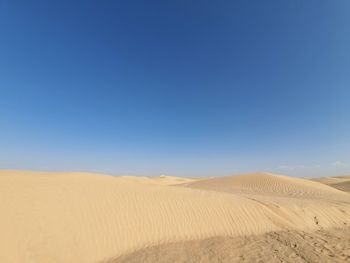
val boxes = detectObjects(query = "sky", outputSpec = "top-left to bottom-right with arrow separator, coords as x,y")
0,0 -> 349,177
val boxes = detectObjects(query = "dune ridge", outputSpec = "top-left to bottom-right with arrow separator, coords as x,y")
183,172 -> 349,199
312,176 -> 350,193
1,170 -> 350,262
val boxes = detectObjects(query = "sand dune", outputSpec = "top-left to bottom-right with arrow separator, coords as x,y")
1,170 -> 350,262
184,172 -> 349,199
119,175 -> 199,185
312,176 -> 350,193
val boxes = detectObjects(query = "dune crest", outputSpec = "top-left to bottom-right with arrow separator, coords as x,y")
0,170 -> 350,262
184,172 -> 349,199
312,176 -> 350,193
119,175 -> 199,185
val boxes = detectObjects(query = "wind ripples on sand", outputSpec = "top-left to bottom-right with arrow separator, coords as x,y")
0,171 -> 350,263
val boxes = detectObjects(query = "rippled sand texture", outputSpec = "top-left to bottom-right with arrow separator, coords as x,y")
113,228 -> 350,263
312,176 -> 350,193
0,171 -> 349,262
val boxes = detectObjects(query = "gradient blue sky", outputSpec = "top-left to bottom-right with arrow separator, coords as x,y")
1,1 -> 349,177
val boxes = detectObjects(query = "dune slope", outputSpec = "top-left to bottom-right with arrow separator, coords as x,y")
1,171 -> 350,263
184,172 -> 349,199
113,227 -> 350,263
312,176 -> 350,193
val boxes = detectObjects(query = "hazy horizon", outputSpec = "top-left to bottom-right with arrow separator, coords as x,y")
1,1 -> 349,177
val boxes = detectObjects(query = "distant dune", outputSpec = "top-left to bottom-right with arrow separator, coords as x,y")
0,170 -> 349,262
312,175 -> 350,193
183,172 -> 349,199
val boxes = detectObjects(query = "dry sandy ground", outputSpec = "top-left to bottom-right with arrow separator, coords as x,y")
0,171 -> 350,263
312,176 -> 350,193
113,228 -> 350,263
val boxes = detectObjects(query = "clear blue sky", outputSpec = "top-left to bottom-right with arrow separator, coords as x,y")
1,1 -> 349,177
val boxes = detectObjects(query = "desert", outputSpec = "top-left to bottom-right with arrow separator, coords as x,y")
2,1 -> 349,262
1,170 -> 349,262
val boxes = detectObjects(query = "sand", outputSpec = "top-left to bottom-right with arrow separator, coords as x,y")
114,228 -> 350,263
312,176 -> 350,193
0,170 -> 349,262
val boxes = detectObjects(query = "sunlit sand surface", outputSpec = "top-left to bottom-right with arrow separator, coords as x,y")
312,176 -> 350,193
1,170 -> 349,262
